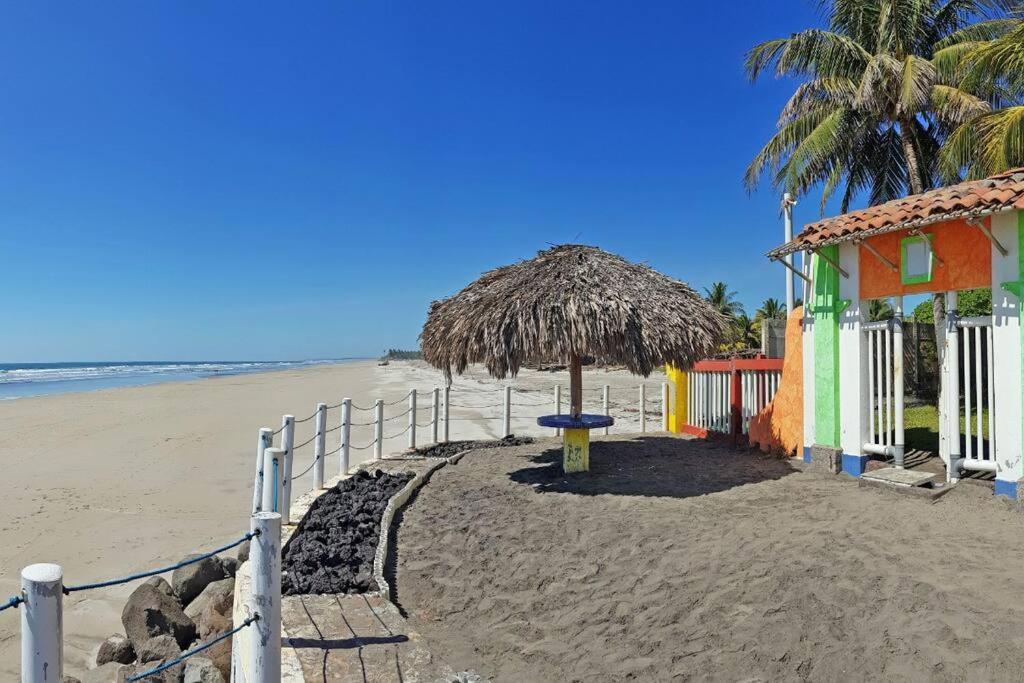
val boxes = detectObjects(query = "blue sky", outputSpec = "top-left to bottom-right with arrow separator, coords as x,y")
1,1 -> 827,362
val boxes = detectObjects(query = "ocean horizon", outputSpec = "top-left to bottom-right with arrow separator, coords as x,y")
0,359 -> 362,400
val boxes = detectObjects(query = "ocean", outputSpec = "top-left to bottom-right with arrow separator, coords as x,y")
0,359 -> 351,400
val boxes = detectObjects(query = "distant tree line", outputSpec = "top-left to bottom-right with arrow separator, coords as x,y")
702,281 -> 792,352
381,349 -> 422,360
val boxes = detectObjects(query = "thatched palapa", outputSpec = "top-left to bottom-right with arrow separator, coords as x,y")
420,244 -> 727,389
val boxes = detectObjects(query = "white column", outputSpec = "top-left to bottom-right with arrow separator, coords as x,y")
21,563 -> 62,683
408,390 -> 417,450
313,403 -> 327,489
661,382 -> 670,431
373,399 -> 384,461
893,297 -> 905,467
340,399 -> 351,476
442,386 -> 450,442
249,512 -> 281,683
279,415 -> 295,524
639,384 -> 647,433
991,211 -> 1022,494
837,242 -> 867,467
252,427 -> 273,514
602,384 -> 610,435
946,290 -> 961,481
502,385 -> 511,438
431,387 -> 440,444
802,252 -> 816,459
261,448 -> 283,513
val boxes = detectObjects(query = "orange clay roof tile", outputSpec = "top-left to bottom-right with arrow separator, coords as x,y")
768,168 -> 1024,258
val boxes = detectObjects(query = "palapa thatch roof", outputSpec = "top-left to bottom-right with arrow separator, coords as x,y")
420,244 -> 728,380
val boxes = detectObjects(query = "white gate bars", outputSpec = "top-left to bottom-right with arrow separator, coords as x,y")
687,371 -> 731,433
862,317 -> 905,466
950,315 -> 996,476
739,370 -> 782,434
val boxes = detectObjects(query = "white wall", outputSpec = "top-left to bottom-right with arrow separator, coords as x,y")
838,242 -> 867,457
990,211 -> 1022,487
802,251 -> 815,456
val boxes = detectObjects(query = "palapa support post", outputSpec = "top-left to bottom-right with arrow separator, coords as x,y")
408,390 -> 417,450
374,400 -> 384,460
639,384 -> 647,432
250,512 -> 281,683
661,382 -> 670,431
554,384 -> 562,436
313,402 -> 327,489
442,386 -> 450,442
262,448 -> 284,513
502,385 -> 512,437
279,415 -> 295,524
21,563 -> 63,683
340,398 -> 351,476
252,427 -> 273,514
431,387 -> 439,444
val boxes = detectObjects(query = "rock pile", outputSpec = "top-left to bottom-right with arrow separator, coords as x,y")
415,435 -> 534,460
281,469 -> 413,595
67,540 -> 250,683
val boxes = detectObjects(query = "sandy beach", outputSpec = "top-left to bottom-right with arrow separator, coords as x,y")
0,359 -> 663,678
394,437 -> 1024,681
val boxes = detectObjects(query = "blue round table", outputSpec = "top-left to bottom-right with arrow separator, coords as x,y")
537,414 -> 614,472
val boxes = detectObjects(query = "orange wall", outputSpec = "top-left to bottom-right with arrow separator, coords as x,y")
748,307 -> 803,456
859,218 -> 992,300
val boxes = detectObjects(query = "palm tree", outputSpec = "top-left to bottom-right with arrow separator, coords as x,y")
745,0 -> 1023,210
732,314 -> 761,349
704,282 -> 745,320
869,298 -> 895,321
755,297 -> 788,322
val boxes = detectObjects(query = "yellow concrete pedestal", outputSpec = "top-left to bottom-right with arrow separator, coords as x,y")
563,428 -> 590,472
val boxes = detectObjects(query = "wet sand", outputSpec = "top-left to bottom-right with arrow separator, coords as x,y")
0,359 -> 659,678
394,436 -> 1024,681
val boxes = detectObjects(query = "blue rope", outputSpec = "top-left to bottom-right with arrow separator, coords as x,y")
127,615 -> 258,681
63,531 -> 257,594
0,595 -> 22,612
272,458 -> 280,512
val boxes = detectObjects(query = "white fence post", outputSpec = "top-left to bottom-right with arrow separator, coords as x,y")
603,385 -> 610,435
503,385 -> 512,438
893,298 -> 905,468
250,511 -> 281,683
431,387 -> 439,444
640,384 -> 647,433
442,386 -> 450,442
374,399 -> 384,461
279,415 -> 295,524
262,448 -> 284,513
554,385 -> 562,436
21,563 -> 63,683
314,403 -> 327,490
662,382 -> 670,431
408,389 -> 417,450
252,427 -> 273,514
340,398 -> 351,476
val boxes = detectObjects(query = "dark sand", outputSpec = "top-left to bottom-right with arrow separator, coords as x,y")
393,435 -> 1024,682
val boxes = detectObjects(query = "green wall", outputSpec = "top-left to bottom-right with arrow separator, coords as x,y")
812,246 -> 841,447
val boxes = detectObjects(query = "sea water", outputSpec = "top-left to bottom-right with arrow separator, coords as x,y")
0,359 -> 350,400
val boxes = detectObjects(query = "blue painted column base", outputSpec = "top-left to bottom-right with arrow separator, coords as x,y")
803,447 -> 812,463
841,454 -> 870,477
994,478 -> 1021,500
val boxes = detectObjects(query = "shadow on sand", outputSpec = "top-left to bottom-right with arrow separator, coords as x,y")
508,436 -> 797,499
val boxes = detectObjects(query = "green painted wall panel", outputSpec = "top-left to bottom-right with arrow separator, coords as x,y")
812,246 -> 841,447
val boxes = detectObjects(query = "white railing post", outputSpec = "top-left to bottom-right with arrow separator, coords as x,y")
250,511 -> 281,683
640,384 -> 647,433
503,385 -> 512,437
262,448 -> 284,513
279,415 -> 295,525
661,382 -> 670,431
340,398 -> 351,476
408,390 -> 417,450
431,387 -> 439,444
603,385 -> 610,435
374,399 -> 384,460
442,386 -> 450,442
554,385 -> 562,436
893,298 -> 905,468
252,427 -> 273,514
946,291 -> 961,481
313,403 -> 327,489
21,563 -> 63,683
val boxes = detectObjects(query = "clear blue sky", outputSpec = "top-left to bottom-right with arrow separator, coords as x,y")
1,1 -> 827,362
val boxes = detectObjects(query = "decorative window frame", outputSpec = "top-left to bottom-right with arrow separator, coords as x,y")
900,235 -> 933,285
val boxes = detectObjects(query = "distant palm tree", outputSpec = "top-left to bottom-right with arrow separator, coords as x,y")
755,297 -> 787,322
704,282 -> 745,320
869,298 -> 895,321
732,314 -> 761,349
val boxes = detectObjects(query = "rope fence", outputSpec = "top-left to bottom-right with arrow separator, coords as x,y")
127,615 -> 259,681
0,596 -> 23,612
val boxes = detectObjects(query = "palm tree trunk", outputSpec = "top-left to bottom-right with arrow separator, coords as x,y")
899,121 -> 924,195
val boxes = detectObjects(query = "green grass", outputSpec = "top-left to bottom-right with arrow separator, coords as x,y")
902,403 -> 990,453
